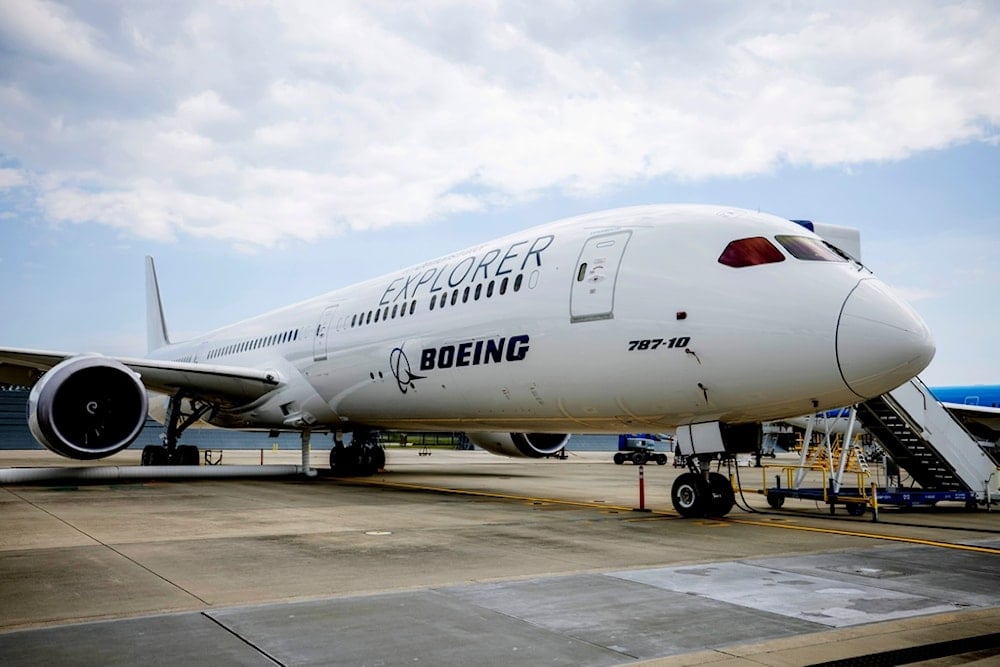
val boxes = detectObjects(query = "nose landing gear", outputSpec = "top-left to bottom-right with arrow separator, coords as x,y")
670,458 -> 736,517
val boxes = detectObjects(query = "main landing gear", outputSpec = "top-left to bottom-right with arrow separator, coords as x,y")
329,430 -> 385,477
670,457 -> 736,518
141,392 -> 212,466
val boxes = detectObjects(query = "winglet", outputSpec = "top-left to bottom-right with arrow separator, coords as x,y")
145,256 -> 171,353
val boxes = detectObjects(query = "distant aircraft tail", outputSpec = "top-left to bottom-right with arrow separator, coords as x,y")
145,256 -> 171,353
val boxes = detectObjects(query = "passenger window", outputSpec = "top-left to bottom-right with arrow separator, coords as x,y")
718,237 -> 785,268
775,236 -> 848,262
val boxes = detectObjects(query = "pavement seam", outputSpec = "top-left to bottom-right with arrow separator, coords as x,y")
202,611 -> 287,666
5,488 -> 213,606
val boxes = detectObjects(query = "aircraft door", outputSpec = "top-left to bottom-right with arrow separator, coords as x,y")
313,305 -> 339,362
570,231 -> 631,323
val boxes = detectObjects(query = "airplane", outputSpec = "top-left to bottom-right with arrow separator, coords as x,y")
928,386 -> 1000,440
786,387 -> 1000,441
0,204 -> 935,517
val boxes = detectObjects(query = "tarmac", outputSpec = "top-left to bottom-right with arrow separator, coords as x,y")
1,447 -> 999,666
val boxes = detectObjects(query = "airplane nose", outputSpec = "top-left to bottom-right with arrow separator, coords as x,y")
836,279 -> 935,398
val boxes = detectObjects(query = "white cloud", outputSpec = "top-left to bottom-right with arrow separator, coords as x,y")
175,90 -> 240,128
0,0 -> 129,75
1,1 -> 998,248
0,168 -> 26,189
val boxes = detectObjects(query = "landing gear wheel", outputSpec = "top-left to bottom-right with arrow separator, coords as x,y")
613,452 -> 625,465
370,444 -> 386,473
845,502 -> 867,517
329,439 -> 385,476
176,444 -> 200,466
655,454 -> 667,465
141,445 -> 167,466
671,473 -> 704,518
706,472 -> 735,517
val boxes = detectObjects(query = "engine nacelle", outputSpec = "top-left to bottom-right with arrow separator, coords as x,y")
466,432 -> 570,458
28,355 -> 149,460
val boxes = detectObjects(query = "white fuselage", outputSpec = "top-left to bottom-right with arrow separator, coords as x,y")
148,205 -> 934,435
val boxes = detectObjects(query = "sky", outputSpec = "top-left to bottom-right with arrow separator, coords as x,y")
0,0 -> 998,386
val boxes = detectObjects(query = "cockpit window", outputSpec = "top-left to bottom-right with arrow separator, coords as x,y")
718,237 -> 786,268
775,235 -> 848,262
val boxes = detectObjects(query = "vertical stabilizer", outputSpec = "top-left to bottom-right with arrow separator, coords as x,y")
145,256 -> 171,353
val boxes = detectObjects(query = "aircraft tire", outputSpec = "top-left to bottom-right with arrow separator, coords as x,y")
141,445 -> 167,466
370,444 -> 385,473
706,472 -> 735,517
176,445 -> 200,466
329,444 -> 384,476
671,473 -> 704,518
329,445 -> 351,475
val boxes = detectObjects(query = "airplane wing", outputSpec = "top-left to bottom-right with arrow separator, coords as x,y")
0,347 -> 283,407
941,402 -> 1000,440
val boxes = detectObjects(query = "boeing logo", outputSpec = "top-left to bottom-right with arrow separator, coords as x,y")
420,335 -> 530,371
389,346 -> 426,394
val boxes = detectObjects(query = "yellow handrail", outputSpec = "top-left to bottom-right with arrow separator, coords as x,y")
757,464 -> 875,504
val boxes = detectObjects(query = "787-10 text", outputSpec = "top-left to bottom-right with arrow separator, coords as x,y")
627,337 -> 691,351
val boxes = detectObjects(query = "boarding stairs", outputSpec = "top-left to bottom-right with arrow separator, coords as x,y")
851,439 -> 870,477
857,377 -> 997,500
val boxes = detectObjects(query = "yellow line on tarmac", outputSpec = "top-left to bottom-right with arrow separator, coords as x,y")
726,516 -> 1000,555
347,478 -> 999,554
346,477 -> 677,516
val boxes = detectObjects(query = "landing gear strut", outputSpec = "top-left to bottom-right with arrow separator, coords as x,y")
141,392 -> 212,466
329,430 -> 385,476
670,457 -> 736,518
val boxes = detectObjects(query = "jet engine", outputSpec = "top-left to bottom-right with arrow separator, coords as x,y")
466,432 -> 570,458
28,355 -> 149,460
